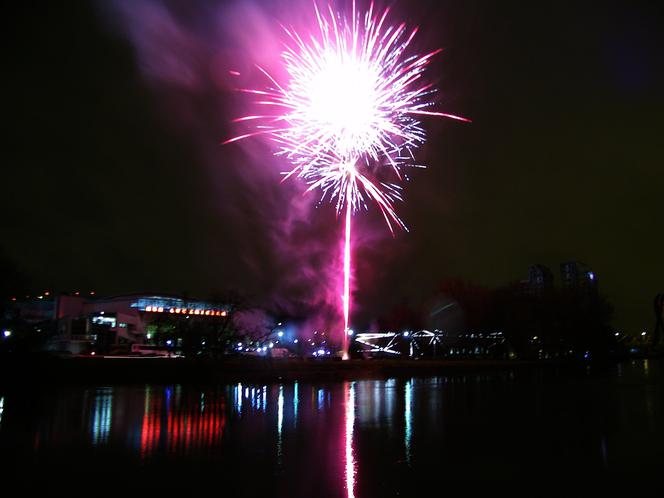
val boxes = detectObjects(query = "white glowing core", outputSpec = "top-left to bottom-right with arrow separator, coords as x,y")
298,57 -> 381,157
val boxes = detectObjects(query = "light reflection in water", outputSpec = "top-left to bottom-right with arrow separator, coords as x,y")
293,382 -> 299,428
345,381 -> 356,498
1,363 -> 661,494
278,385 -> 284,433
139,385 -> 226,459
405,379 -> 413,466
385,378 -> 396,433
236,382 -> 243,415
373,381 -> 381,424
277,384 -> 284,461
91,387 -> 113,446
231,383 -> 276,415
318,388 -> 325,411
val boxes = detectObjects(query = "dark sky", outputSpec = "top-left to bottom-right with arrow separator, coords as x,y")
4,0 -> 662,333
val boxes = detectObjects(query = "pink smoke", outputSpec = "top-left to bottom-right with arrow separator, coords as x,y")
98,0 -> 374,344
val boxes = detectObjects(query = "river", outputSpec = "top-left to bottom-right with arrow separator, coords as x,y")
1,359 -> 661,493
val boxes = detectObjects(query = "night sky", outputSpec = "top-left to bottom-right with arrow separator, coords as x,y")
4,1 -> 662,334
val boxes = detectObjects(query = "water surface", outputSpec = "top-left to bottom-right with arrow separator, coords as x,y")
1,360 -> 662,493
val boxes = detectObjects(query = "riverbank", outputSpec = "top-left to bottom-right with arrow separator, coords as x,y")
0,354 -> 627,386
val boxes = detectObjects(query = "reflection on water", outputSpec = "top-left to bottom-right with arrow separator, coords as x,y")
138,385 -> 226,459
404,379 -> 412,466
0,360 -> 663,493
294,381 -> 299,426
277,384 -> 284,461
91,387 -> 113,446
345,382 -> 356,498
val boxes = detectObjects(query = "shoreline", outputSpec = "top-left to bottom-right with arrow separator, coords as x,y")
0,355 -> 639,387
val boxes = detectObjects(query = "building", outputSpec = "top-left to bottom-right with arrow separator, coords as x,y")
7,293 -> 230,354
560,261 -> 598,296
527,264 -> 554,296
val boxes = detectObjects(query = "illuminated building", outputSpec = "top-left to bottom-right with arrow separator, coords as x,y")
7,293 -> 230,354
526,264 -> 554,297
560,261 -> 598,296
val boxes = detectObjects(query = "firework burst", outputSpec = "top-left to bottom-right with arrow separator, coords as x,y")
226,1 -> 468,356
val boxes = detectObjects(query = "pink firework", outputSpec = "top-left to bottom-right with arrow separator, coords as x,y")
226,1 -> 468,357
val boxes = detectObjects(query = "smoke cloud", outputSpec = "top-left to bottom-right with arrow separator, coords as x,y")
97,0 -> 393,339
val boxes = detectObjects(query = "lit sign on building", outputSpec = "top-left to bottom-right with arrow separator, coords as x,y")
91,315 -> 117,327
131,296 -> 229,317
144,306 -> 227,317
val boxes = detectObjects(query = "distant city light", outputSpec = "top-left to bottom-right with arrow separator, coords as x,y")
347,329 -> 354,336
588,272 -> 595,281
294,339 -> 299,343
269,342 -> 274,348
166,340 -> 173,346
614,332 -> 620,337
2,330 -> 11,338
278,331 -> 284,337
641,331 -> 647,336
403,331 -> 410,337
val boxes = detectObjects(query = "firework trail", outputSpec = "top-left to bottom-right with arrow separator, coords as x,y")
226,1 -> 468,357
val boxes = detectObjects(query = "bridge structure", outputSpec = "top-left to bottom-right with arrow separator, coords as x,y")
353,330 -> 509,358
353,330 -> 446,357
